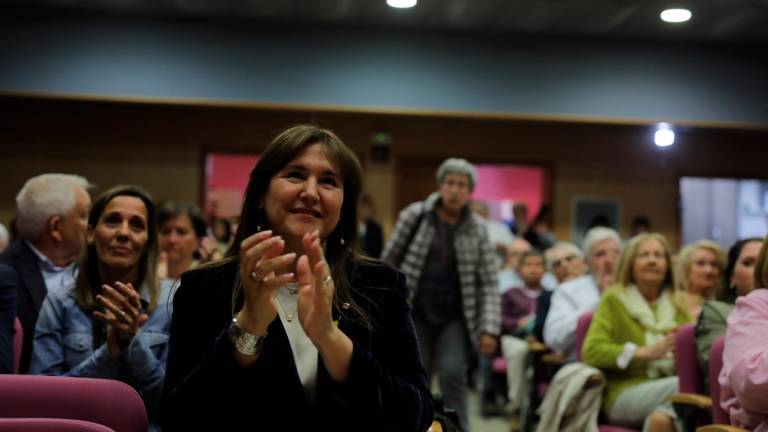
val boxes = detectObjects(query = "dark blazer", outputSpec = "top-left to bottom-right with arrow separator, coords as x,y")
161,259 -> 433,431
0,264 -> 18,373
0,240 -> 47,373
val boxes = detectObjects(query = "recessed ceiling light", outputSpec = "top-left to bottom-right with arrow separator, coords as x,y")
387,0 -> 417,8
660,8 -> 692,23
654,123 -> 675,147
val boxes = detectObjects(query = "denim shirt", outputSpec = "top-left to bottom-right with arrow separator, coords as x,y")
31,279 -> 174,427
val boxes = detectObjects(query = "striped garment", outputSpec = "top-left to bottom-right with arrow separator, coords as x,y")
382,192 -> 501,351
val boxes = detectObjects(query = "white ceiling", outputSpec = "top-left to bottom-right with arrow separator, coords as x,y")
5,0 -> 768,43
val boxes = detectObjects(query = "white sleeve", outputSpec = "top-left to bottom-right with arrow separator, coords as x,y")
617,343 -> 637,369
543,286 -> 579,357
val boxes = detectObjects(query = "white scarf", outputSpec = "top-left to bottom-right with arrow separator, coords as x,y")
615,285 -> 677,378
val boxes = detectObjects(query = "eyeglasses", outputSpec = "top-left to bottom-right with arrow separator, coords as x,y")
553,255 -> 578,267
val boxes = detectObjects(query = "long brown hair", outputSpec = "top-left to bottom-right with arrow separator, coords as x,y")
226,124 -> 373,330
75,185 -> 160,311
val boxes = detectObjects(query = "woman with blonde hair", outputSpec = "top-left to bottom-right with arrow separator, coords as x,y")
676,240 -> 726,319
583,233 -> 692,432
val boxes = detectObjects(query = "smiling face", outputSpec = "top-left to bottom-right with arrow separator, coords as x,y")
88,195 -> 149,273
262,143 -> 344,252
631,238 -> 669,288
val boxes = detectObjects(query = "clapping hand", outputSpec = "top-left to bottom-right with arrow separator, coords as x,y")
94,282 -> 149,358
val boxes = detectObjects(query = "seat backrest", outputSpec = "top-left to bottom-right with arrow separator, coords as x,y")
675,323 -> 705,394
708,336 -> 728,425
575,311 -> 594,362
0,418 -> 115,432
12,318 -> 22,374
0,375 -> 147,432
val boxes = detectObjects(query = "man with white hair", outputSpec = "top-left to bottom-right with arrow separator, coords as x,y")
543,226 -> 622,360
0,173 -> 91,373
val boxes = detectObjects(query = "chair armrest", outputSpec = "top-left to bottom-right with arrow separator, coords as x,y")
667,392 -> 712,410
541,353 -> 565,365
428,420 -> 443,432
528,339 -> 548,353
696,425 -> 749,432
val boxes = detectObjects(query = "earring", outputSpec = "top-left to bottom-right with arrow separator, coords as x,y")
340,237 -> 345,246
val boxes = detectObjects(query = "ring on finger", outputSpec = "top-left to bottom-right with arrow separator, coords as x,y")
322,275 -> 333,286
119,309 -> 127,317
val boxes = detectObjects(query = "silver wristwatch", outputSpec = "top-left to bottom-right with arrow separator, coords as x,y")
227,318 -> 266,356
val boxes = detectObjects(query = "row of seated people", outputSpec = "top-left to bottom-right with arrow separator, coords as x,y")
492,226 -> 767,432
1,125 -> 436,432
1,171 -> 766,431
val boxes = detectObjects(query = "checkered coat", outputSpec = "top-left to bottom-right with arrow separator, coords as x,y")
382,192 -> 501,352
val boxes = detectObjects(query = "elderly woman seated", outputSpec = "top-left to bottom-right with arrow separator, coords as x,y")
583,233 -> 692,432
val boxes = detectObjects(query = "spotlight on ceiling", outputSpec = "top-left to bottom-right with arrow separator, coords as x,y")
660,8 -> 692,23
654,123 -> 675,147
387,0 -> 417,8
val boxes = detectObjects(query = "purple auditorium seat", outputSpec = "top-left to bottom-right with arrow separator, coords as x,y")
0,375 -> 147,432
575,311 -> 641,432
0,418 -> 115,432
708,336 -> 728,425
675,323 -> 705,395
575,311 -> 594,362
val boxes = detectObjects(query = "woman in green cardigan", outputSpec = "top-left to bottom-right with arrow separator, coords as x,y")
583,233 -> 692,432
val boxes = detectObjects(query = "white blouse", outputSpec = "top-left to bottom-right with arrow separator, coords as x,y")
275,283 -> 318,409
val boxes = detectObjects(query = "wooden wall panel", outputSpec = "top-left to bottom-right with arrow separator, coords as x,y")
2,94 -> 766,249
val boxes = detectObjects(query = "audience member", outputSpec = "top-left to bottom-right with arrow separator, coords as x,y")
0,223 -> 9,253
212,218 -> 232,254
0,173 -> 91,373
696,238 -> 761,381
676,240 -> 726,319
157,201 -> 221,281
357,193 -> 384,258
471,200 -> 514,266
630,215 -> 652,238
0,263 -> 16,373
524,205 -> 556,250
500,250 -> 546,414
545,241 -> 585,284
31,185 -> 171,430
383,157 -> 499,432
718,235 -> 768,431
498,239 -> 531,293
582,233 -> 691,432
544,227 -> 621,360
510,202 -> 529,237
163,125 -> 433,431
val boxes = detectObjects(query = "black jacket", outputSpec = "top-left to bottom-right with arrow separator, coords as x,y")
0,240 -> 47,373
161,259 -> 433,431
